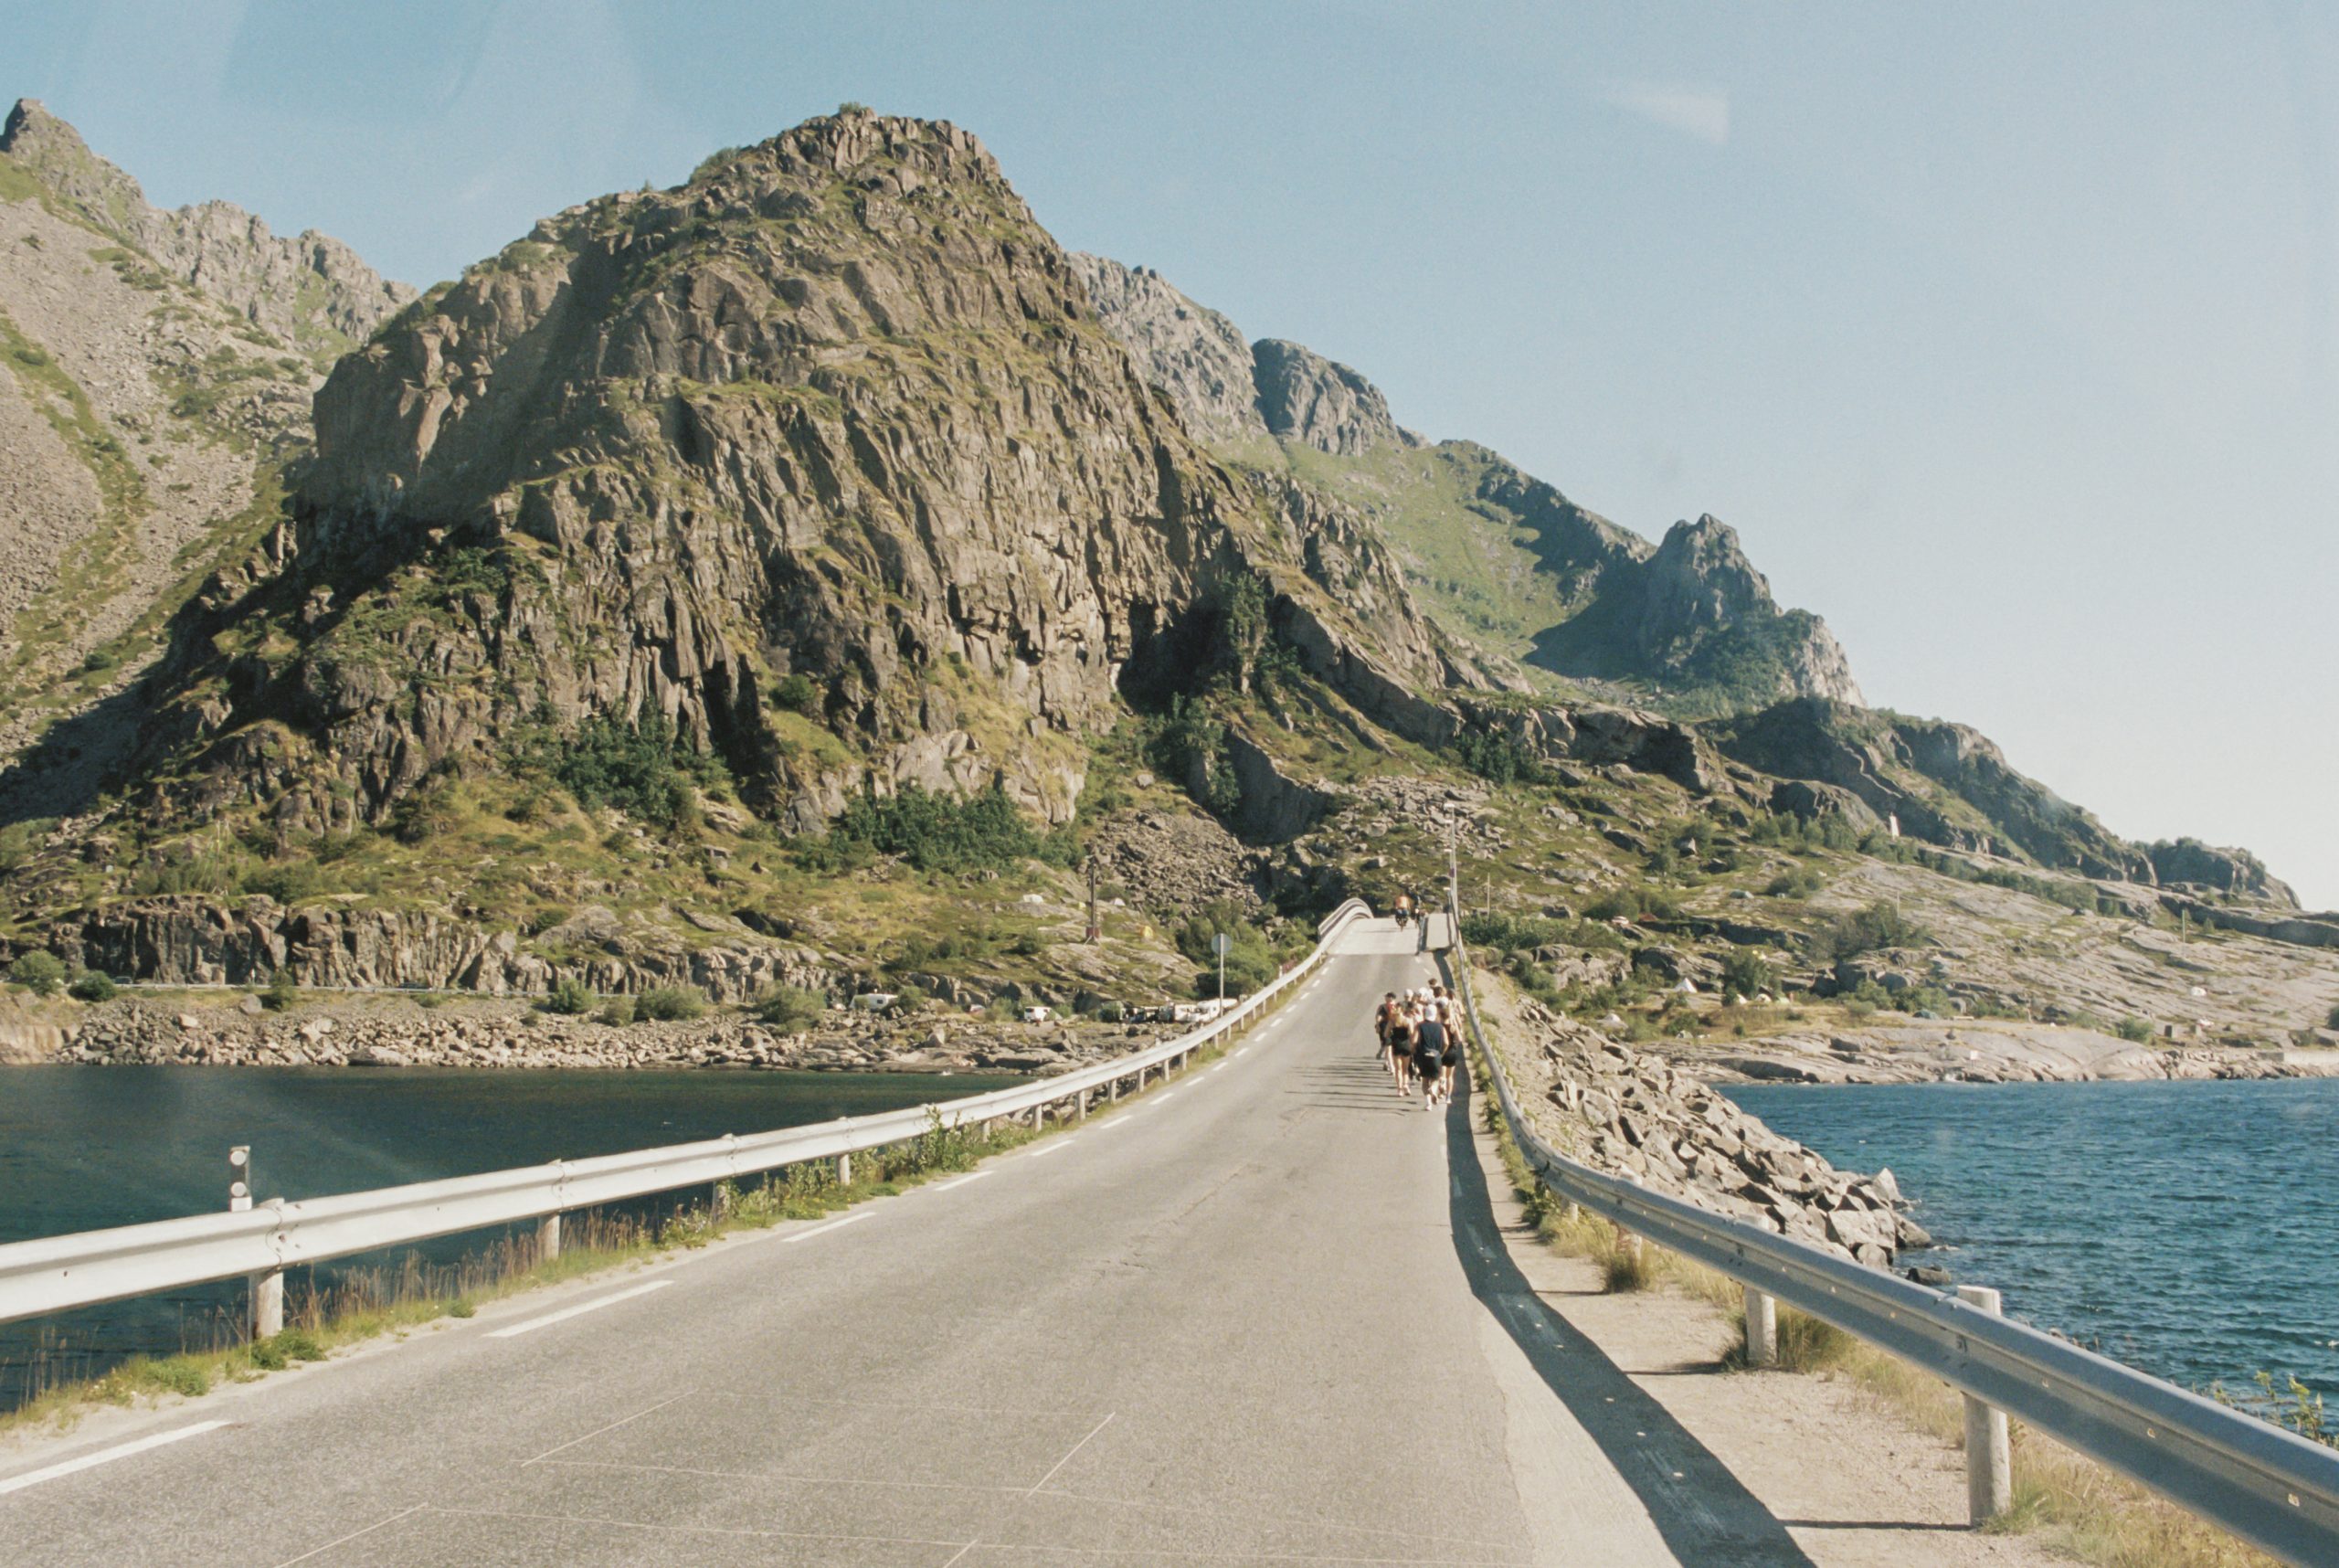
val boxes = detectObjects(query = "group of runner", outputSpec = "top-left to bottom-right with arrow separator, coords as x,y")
1373,984 -> 1460,1107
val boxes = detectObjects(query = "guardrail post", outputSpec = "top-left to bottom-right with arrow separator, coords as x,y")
537,1212 -> 562,1263
1957,1286 -> 2014,1524
1108,1078 -> 1121,1103
835,1152 -> 852,1186
229,1146 -> 284,1339
1742,1287 -> 1776,1367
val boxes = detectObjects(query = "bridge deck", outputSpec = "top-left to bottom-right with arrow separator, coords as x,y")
2,920 -> 1811,1565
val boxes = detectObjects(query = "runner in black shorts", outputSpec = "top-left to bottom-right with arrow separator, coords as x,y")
1412,1004 -> 1446,1108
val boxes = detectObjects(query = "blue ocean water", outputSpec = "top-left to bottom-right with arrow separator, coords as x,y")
1726,1077 -> 2339,1400
0,1065 -> 1017,1404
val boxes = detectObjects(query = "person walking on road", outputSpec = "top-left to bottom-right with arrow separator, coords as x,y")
1386,999 -> 1415,1095
1412,1000 -> 1447,1108
1373,991 -> 1398,1066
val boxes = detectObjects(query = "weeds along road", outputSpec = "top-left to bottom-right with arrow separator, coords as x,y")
0,918 -> 1806,1567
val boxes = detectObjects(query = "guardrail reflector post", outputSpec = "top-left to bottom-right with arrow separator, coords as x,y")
1957,1286 -> 2013,1524
1743,1287 -> 1776,1367
537,1213 -> 561,1263
229,1146 -> 284,1339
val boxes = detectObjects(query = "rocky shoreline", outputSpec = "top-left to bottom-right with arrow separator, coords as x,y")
1479,976 -> 1925,1271
1673,1020 -> 2339,1086
6,997 -> 1161,1076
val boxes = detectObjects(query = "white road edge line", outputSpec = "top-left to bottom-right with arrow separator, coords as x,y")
1155,1090 -> 1179,1104
1024,1141 -> 1067,1160
0,1420 -> 229,1497
488,1280 -> 672,1339
932,1171 -> 991,1192
781,1213 -> 869,1245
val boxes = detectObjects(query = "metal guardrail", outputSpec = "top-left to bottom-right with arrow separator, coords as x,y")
1442,875 -> 2339,1566
0,898 -> 1374,1330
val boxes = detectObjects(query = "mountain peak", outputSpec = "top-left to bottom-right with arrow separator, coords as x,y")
1,97 -> 410,355
1250,337 -> 1421,456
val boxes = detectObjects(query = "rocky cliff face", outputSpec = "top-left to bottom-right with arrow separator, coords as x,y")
103,111 -> 1491,843
1074,256 -> 1857,714
0,101 -> 408,793
1066,256 -> 1267,448
1,100 -> 410,355
1250,337 -> 1421,456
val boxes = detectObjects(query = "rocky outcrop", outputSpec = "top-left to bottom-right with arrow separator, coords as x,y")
1250,338 -> 1421,456
1453,696 -> 1724,795
2146,838 -> 2296,906
1,100 -> 410,350
1718,698 -> 2154,879
1067,256 -> 1268,448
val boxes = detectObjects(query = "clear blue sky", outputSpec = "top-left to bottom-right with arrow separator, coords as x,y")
8,2 -> 2334,905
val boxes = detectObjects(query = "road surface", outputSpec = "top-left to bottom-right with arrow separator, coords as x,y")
0,917 -> 1811,1565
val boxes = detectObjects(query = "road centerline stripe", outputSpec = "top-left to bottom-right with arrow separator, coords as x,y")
268,1503 -> 428,1567
0,1420 -> 229,1497
488,1280 -> 672,1339
782,1213 -> 868,1244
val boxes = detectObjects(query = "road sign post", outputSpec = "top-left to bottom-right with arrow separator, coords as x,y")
1212,931 -> 1230,1002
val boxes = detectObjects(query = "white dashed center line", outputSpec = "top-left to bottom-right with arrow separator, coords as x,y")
933,1171 -> 990,1192
488,1280 -> 673,1340
779,1213 -> 869,1245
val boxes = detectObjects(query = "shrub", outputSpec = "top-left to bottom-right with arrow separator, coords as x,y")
521,713 -> 722,831
1453,724 -> 1548,787
637,986 -> 706,1022
596,995 -> 636,1026
1718,948 -> 1773,1001
390,778 -> 460,844
750,985 -> 825,1031
1173,899 -> 1282,998
826,783 -> 1050,874
260,969 -> 299,1011
2328,1002 -> 2339,1031
1600,1238 -> 1656,1292
67,969 -> 118,1003
1763,865 -> 1824,899
771,673 -> 821,717
1814,901 -> 1928,963
2115,1015 -> 2154,1043
540,977 -> 594,1015
1148,695 -> 1238,818
8,950 -> 66,996
1095,1000 -> 1125,1023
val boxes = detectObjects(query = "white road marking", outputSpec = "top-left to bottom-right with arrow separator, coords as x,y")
1027,1411 -> 1117,1493
0,1420 -> 229,1497
269,1504 -> 428,1566
488,1280 -> 672,1339
939,1542 -> 980,1567
932,1171 -> 990,1192
781,1213 -> 868,1245
1155,1090 -> 1179,1104
1207,1064 -> 1227,1075
1024,1142 -> 1067,1160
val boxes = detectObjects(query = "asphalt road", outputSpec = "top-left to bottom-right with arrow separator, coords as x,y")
0,918 -> 1808,1566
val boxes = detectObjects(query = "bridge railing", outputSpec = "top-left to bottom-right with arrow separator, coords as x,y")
0,898 -> 1375,1336
1440,872 -> 2339,1565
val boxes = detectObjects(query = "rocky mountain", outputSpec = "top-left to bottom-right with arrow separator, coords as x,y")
0,100 -> 409,790
1,100 -> 409,357
1070,252 -> 1857,714
2,110 -> 1490,891
0,103 -> 2314,1049
1064,257 -> 1265,448
1249,337 -> 1422,456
